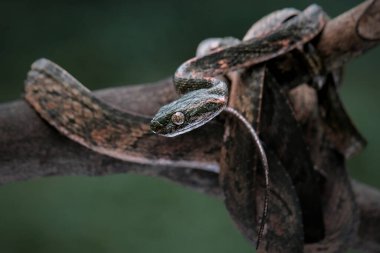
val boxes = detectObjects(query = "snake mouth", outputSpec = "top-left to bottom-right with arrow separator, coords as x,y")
150,120 -> 164,134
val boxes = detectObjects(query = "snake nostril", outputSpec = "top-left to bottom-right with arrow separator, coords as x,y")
150,120 -> 163,133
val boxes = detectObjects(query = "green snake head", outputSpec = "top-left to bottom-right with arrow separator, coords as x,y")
150,82 -> 228,137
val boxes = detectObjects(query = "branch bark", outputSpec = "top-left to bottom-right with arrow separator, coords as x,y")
1,0 -> 380,252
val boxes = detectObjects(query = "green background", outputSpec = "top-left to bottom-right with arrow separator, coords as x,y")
0,0 -> 379,252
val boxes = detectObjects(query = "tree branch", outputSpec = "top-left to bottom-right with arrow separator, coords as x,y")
318,0 -> 380,69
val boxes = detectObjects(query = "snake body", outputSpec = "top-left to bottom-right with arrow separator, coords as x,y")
149,5 -> 326,248
189,8 -> 307,248
150,4 -> 326,137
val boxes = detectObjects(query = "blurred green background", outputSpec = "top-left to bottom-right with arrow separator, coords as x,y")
0,0 -> 379,252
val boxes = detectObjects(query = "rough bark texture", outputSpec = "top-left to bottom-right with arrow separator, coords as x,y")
1,0 -> 380,252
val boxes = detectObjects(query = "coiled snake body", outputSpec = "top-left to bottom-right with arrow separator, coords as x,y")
150,4 -> 326,248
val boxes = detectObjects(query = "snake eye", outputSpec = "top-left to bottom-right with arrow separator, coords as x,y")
171,112 -> 185,125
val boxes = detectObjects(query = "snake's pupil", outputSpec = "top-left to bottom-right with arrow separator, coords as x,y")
172,112 -> 185,125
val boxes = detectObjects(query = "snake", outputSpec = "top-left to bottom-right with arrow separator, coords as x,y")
150,4 -> 326,248
24,4 -> 327,250
150,4 -> 326,137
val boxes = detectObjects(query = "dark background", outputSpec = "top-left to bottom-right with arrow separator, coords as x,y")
0,0 -> 379,252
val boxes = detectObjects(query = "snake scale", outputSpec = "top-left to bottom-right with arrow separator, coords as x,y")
24,4 -> 327,250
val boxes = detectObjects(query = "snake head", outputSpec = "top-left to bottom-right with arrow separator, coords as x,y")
150,84 -> 227,137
